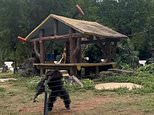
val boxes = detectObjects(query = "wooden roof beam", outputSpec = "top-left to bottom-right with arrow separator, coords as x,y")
30,33 -> 83,42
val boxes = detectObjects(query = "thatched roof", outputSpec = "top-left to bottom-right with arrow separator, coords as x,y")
25,14 -> 127,39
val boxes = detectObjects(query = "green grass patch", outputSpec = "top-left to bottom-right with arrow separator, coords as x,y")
0,87 -> 6,98
12,76 -> 40,91
0,87 -> 6,92
95,75 -> 154,94
0,72 -> 15,78
65,79 -> 95,93
94,65 -> 154,95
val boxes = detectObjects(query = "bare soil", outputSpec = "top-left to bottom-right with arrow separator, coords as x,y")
16,94 -> 137,115
17,96 -> 114,115
0,77 -> 154,115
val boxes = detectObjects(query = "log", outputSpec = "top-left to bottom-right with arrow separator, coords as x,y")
65,41 -> 70,63
30,33 -> 82,42
108,69 -> 134,74
70,75 -> 83,87
39,30 -> 45,63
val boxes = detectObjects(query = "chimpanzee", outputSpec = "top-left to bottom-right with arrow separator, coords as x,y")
33,70 -> 71,111
46,70 -> 71,111
33,77 -> 45,102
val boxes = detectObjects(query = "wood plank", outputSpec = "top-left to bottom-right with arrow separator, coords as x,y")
30,33 -> 83,42
33,62 -> 116,68
108,69 -> 134,74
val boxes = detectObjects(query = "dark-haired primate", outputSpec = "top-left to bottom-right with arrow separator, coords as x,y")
33,70 -> 71,111
33,78 -> 45,102
46,70 -> 71,111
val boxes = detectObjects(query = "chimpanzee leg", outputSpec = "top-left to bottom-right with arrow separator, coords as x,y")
48,92 -> 57,111
60,88 -> 71,109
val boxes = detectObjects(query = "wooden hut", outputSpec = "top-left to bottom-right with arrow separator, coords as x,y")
18,14 -> 127,76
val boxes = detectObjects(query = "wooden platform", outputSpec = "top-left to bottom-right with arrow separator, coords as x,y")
34,62 -> 116,70
34,62 -> 116,76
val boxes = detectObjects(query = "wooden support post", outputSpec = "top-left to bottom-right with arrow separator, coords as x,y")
110,41 -> 117,61
65,40 -> 70,63
69,29 -> 77,76
105,40 -> 118,62
39,30 -> 45,63
76,38 -> 81,63
39,29 -> 45,75
72,37 -> 81,63
96,37 -> 119,62
104,40 -> 112,62
96,66 -> 99,75
69,31 -> 76,63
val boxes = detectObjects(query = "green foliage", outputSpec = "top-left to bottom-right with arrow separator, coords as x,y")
112,87 -> 130,95
137,64 -> 154,74
0,72 -> 15,78
97,71 -> 154,94
115,40 -> 139,69
65,84 -> 84,93
98,0 -> 154,59
25,77 -> 40,90
82,79 -> 95,90
84,44 -> 103,63
0,0 -> 154,64
13,76 -> 40,91
0,87 -> 6,92
97,64 -> 154,95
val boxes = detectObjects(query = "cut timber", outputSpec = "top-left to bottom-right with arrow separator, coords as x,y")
60,70 -> 83,87
34,62 -> 115,69
108,69 -> 134,74
0,78 -> 17,82
30,33 -> 82,42
70,75 -> 83,87
95,83 -> 142,90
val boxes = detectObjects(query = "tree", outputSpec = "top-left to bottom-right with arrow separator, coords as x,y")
97,0 -> 154,59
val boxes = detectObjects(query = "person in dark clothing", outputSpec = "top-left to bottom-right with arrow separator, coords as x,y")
46,70 -> 71,111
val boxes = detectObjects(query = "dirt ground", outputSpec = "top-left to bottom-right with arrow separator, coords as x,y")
15,94 -> 150,115
17,96 -> 114,115
0,79 -> 154,115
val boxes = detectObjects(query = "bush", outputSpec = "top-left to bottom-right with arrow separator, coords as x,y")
82,79 -> 95,90
0,87 -> 6,92
137,64 -> 154,74
25,77 -> 40,90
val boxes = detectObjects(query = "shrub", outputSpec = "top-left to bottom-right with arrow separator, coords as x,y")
25,78 -> 40,91
137,64 -> 154,74
0,87 -> 6,92
82,79 -> 95,90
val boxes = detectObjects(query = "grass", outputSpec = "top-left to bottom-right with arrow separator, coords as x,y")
94,69 -> 154,95
0,72 -> 16,78
0,67 -> 154,115
0,87 -> 6,92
